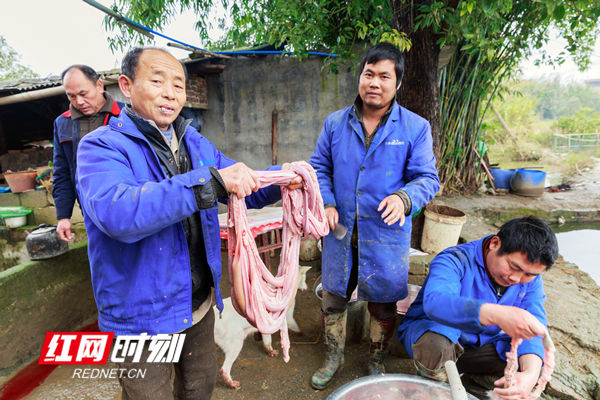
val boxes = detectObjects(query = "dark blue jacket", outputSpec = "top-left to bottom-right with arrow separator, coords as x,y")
398,236 -> 547,363
76,111 -> 281,335
310,102 -> 439,302
52,100 -> 122,219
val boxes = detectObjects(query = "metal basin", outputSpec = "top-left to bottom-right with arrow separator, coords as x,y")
327,373 -> 480,400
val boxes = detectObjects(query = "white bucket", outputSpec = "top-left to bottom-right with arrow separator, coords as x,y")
421,205 -> 466,254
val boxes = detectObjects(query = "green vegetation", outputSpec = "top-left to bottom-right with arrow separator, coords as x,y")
0,36 -> 38,81
481,79 -> 600,183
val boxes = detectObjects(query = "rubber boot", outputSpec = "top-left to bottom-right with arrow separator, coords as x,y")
311,311 -> 347,390
367,314 -> 396,375
413,359 -> 448,382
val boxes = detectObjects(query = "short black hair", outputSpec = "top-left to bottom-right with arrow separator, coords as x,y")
61,64 -> 99,84
359,42 -> 405,85
497,216 -> 559,269
121,47 -> 188,82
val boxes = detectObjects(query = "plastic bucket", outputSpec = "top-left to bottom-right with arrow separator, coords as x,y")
490,168 -> 514,189
510,168 -> 546,197
421,205 -> 466,254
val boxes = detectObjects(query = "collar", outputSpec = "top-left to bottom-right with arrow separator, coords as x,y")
70,92 -> 115,120
122,105 -> 189,141
352,95 -> 394,124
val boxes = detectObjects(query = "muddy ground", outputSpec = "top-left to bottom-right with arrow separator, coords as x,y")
19,160 -> 600,400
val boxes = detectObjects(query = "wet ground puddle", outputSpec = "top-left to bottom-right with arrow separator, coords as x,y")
553,221 -> 600,285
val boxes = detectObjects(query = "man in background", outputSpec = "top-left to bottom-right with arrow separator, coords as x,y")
52,64 -> 122,241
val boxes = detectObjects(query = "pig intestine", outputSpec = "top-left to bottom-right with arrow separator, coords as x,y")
225,161 -> 329,362
504,331 -> 556,399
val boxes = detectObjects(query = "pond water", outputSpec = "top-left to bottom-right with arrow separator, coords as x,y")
553,221 -> 600,285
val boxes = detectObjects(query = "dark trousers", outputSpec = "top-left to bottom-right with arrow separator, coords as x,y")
322,245 -> 397,321
117,308 -> 217,400
412,331 -> 506,375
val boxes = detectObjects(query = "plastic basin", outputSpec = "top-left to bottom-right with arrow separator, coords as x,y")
0,206 -> 32,228
490,168 -> 514,189
510,169 -> 546,197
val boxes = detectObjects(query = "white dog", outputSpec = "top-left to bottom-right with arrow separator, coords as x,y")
214,266 -> 311,388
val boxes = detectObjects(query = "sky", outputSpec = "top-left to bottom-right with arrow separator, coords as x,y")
1,0 -> 599,82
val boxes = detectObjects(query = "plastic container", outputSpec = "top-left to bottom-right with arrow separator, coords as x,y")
510,168 -> 546,197
5,215 -> 27,228
396,284 -> 421,314
421,205 -> 466,254
3,171 -> 38,193
490,168 -> 514,189
0,206 -> 33,228
327,373 -> 479,400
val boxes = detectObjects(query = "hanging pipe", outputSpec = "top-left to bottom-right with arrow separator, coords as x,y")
271,108 -> 278,165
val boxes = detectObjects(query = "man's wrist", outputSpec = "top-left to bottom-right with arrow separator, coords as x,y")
393,190 -> 412,215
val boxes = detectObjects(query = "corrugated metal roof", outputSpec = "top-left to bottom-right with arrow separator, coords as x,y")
0,58 -> 220,98
0,77 -> 62,96
0,69 -> 121,98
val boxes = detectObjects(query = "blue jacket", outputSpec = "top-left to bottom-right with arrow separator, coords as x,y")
309,102 -> 439,302
398,236 -> 547,362
52,100 -> 122,219
76,111 -> 281,335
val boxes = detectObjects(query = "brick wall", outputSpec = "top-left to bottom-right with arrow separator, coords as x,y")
185,74 -> 208,109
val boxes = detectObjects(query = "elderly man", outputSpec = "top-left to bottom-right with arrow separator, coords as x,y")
309,42 -> 440,389
76,47 -> 301,400
398,216 -> 558,399
52,65 -> 122,242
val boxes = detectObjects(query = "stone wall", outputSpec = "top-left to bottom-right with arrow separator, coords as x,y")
0,190 -> 83,226
0,242 -> 96,376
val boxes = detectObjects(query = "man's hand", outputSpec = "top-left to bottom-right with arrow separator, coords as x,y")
480,304 -> 546,340
218,163 -> 260,198
56,218 -> 75,242
325,207 -> 338,231
281,163 -> 303,190
493,354 -> 542,400
377,194 -> 405,226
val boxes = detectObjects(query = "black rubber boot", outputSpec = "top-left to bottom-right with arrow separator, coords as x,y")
311,311 -> 347,390
367,314 -> 396,375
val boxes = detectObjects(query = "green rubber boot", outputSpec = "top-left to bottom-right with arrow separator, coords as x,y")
311,311 -> 347,390
367,314 -> 396,375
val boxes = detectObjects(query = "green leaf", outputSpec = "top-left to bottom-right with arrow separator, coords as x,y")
553,5 -> 566,20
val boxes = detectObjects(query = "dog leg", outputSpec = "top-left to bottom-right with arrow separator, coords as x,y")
261,334 -> 279,357
220,338 -> 244,388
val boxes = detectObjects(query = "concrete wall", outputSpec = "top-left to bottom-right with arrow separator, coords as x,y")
0,242 -> 96,376
201,55 -> 358,168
